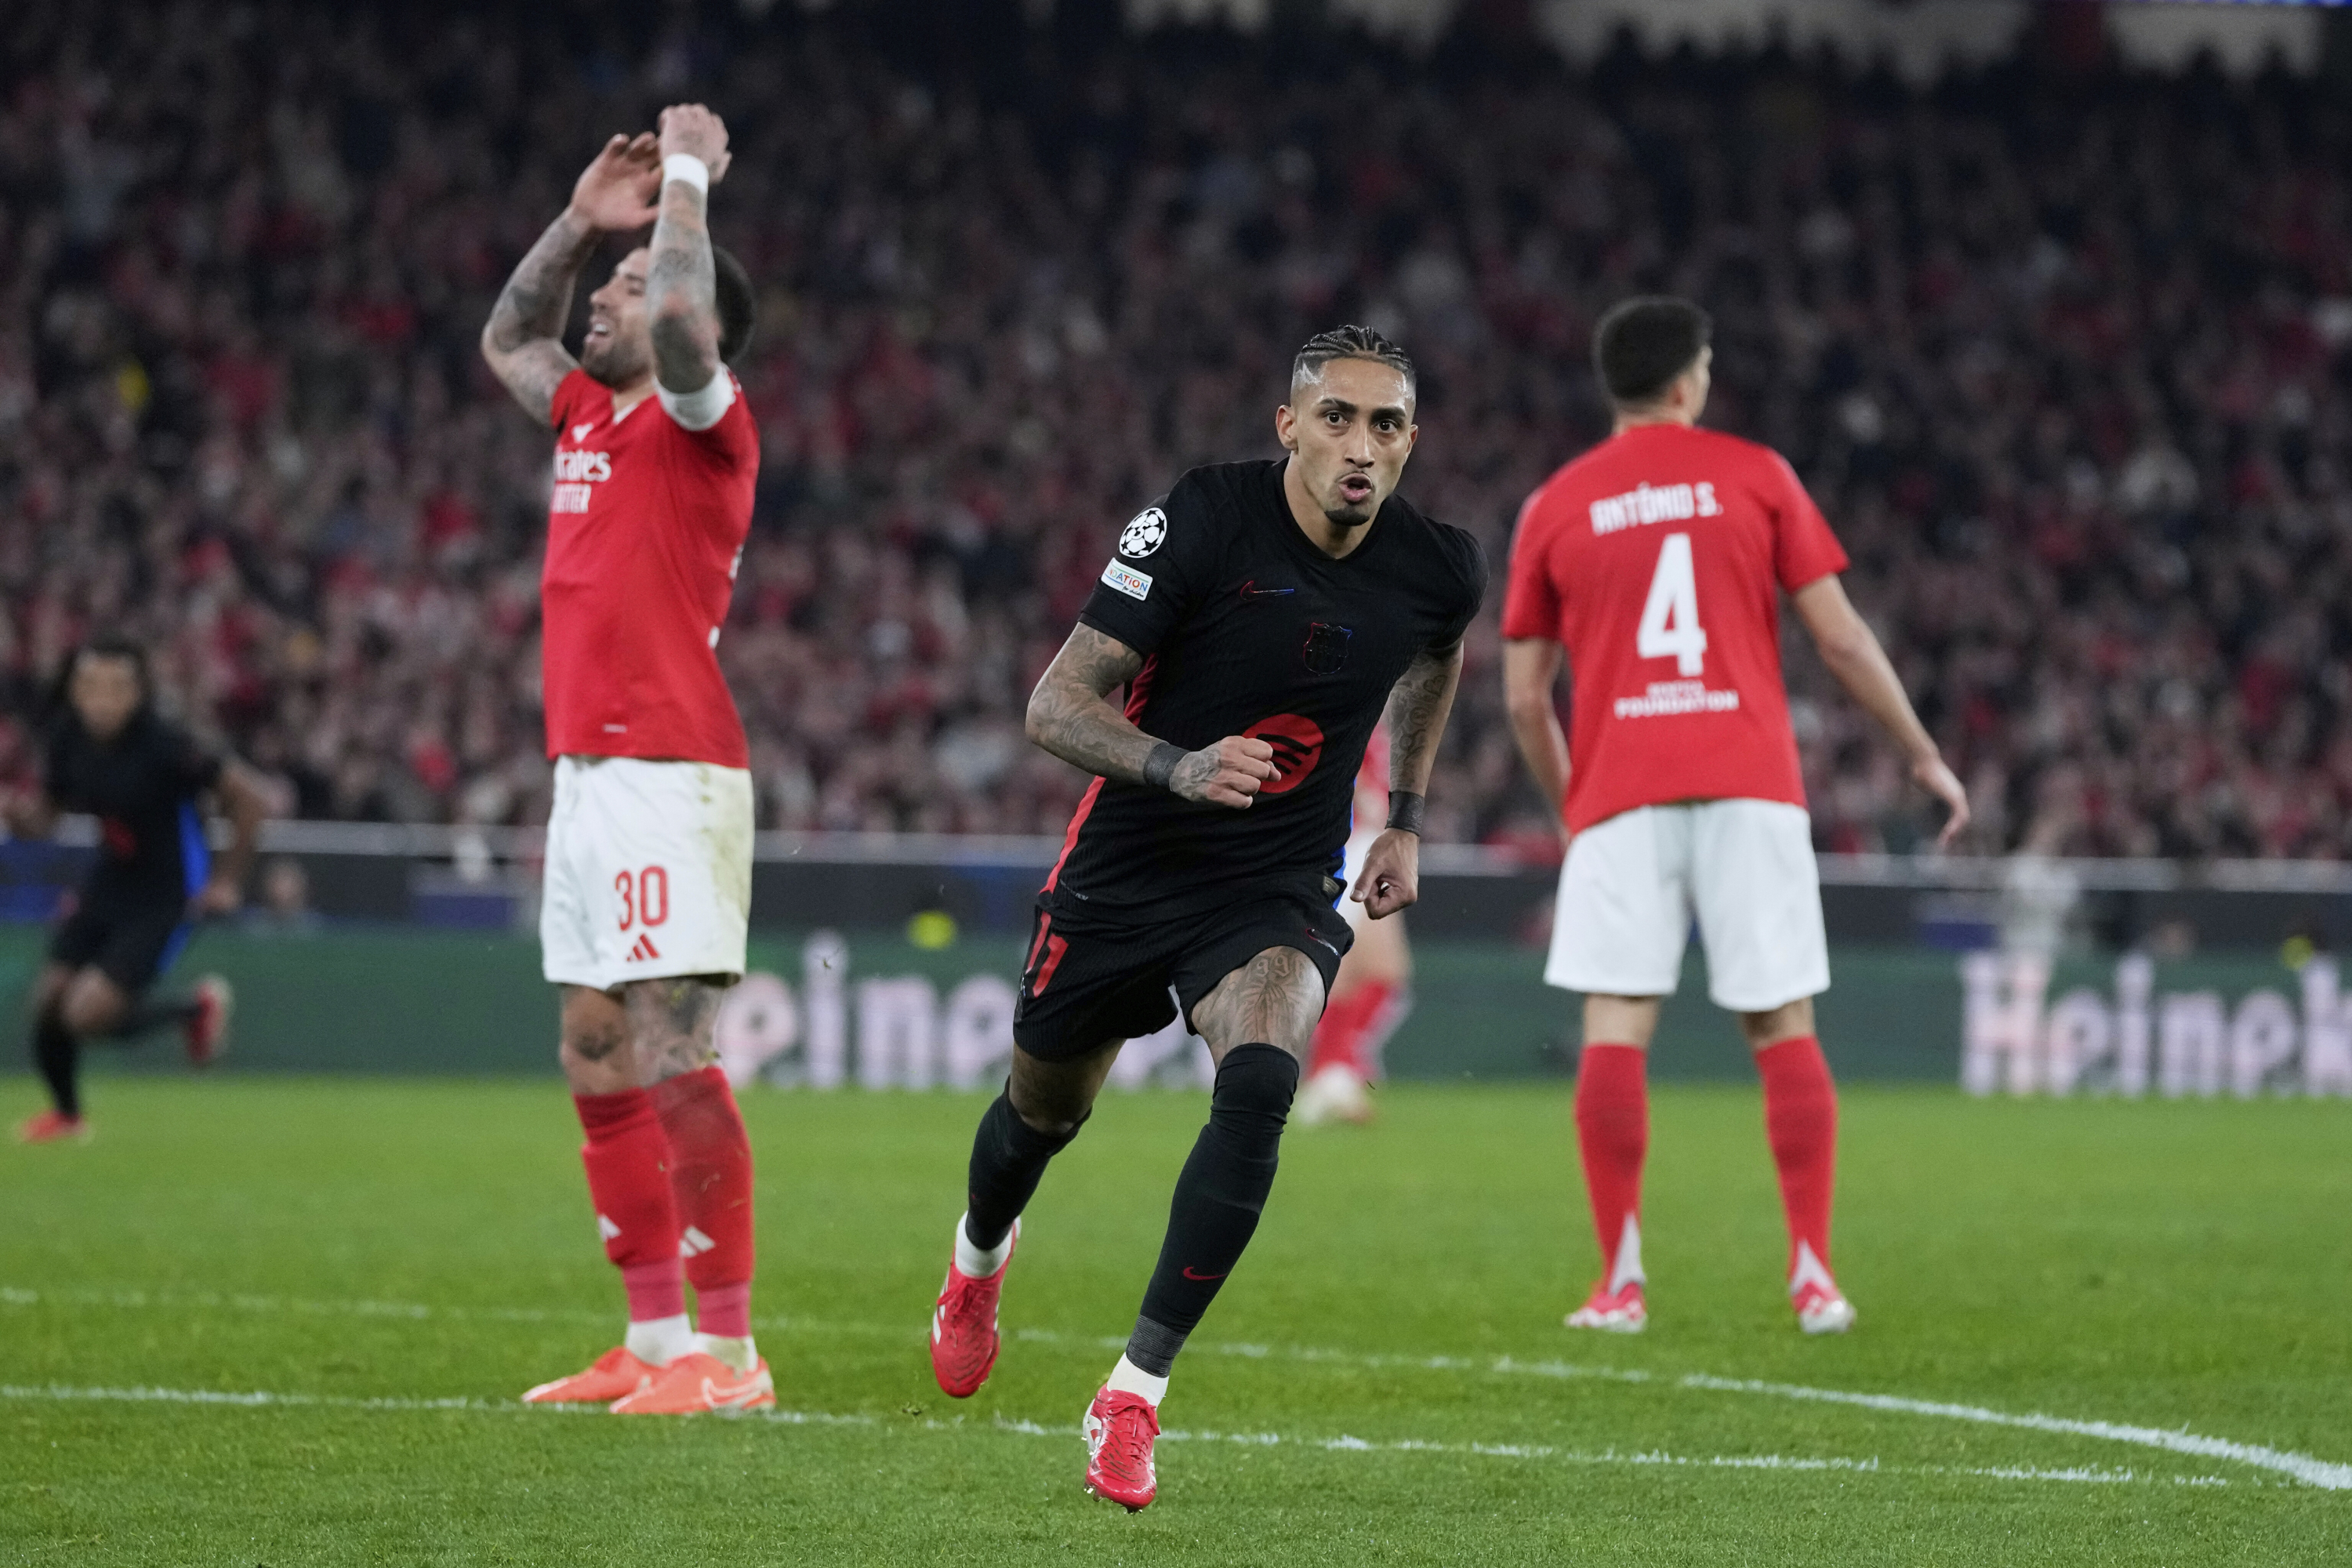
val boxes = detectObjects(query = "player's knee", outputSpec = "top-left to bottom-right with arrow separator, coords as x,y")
1013,1107 -> 1083,1140
990,1085 -> 1088,1151
31,967 -> 70,1015
557,1014 -> 633,1092
59,981 -> 120,1036
1211,1042 -> 1301,1130
1741,997 -> 1813,1051
559,986 -> 630,1059
1004,1084 -> 1090,1142
1005,1043 -> 1112,1135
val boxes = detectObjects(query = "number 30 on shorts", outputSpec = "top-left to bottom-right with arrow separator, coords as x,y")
614,866 -> 670,931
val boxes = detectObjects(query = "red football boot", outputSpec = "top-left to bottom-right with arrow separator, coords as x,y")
16,1109 -> 90,1145
184,975 -> 233,1068
930,1219 -> 1017,1399
521,1345 -> 666,1405
1083,1385 -> 1161,1512
1564,1279 -> 1647,1334
608,1351 -> 775,1414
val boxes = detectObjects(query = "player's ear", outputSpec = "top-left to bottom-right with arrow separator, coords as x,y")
1274,402 -> 1299,452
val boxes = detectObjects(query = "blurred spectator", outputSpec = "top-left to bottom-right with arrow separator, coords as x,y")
2,3 -> 2349,858
241,855 -> 321,935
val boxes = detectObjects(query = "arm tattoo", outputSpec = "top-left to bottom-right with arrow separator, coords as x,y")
482,209 -> 594,422
647,181 -> 720,392
1024,624 -> 1160,783
1383,643 -> 1465,795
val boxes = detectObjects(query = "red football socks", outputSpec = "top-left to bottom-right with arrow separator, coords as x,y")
574,1088 -> 687,1322
1573,1044 -> 1649,1287
619,1258 -> 687,1323
693,1281 -> 752,1340
1308,979 -> 1390,1077
652,1065 -> 757,1320
1756,1035 -> 1838,1279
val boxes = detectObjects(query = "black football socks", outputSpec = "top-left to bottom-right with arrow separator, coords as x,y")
1126,1042 -> 1301,1377
964,1087 -> 1086,1252
32,1010 -> 79,1118
103,993 -> 201,1039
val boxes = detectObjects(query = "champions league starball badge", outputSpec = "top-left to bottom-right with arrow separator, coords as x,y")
1119,507 -> 1169,557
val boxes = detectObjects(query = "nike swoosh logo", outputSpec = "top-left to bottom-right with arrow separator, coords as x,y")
704,1377 -> 768,1409
1181,1266 -> 1227,1281
572,423 -> 594,441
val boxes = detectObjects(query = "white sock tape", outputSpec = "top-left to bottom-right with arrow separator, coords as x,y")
662,154 -> 710,194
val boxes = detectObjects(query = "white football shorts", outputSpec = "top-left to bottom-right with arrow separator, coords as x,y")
1544,798 -> 1828,1013
540,755 -> 753,991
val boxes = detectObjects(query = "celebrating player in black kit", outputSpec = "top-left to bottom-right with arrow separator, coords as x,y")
926,327 -> 1486,1511
9,641 -> 267,1143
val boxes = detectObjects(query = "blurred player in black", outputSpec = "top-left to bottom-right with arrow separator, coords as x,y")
924,327 -> 1486,1510
9,640 -> 267,1142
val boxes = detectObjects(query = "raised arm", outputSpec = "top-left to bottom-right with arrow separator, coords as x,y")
1352,640 -> 1467,920
646,104 -> 731,395
1791,574 -> 1969,848
1024,624 -> 1276,808
1501,636 -> 1570,837
480,132 -> 660,424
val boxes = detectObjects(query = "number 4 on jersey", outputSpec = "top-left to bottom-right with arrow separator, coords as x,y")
1637,532 -> 1708,676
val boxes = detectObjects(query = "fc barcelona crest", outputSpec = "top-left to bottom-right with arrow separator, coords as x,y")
1301,622 -> 1352,675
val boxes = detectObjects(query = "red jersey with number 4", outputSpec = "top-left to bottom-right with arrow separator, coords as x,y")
541,369 -> 757,767
1502,423 -> 1847,834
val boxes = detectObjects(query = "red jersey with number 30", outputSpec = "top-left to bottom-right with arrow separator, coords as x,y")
1502,423 -> 1848,834
541,369 -> 757,767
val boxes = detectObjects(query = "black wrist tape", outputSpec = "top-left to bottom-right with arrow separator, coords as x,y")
1386,790 -> 1427,835
1142,741 -> 1185,791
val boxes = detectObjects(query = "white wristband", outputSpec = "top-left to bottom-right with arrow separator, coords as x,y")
661,154 -> 710,194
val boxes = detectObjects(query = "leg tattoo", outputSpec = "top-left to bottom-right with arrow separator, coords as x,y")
623,977 -> 725,1085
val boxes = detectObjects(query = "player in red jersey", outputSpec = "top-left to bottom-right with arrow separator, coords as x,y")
480,107 -> 771,1413
1503,297 -> 1968,1335
1294,721 -> 1410,1126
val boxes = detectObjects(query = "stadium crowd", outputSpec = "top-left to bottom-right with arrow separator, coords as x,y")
1,1 -> 2349,858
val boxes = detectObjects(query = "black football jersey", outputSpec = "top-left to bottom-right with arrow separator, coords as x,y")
1047,459 -> 1486,924
43,710 -> 222,901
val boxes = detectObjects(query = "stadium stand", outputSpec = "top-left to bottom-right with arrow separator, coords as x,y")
0,2 -> 2347,856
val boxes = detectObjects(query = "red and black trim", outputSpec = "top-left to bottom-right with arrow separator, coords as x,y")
1042,655 -> 1160,896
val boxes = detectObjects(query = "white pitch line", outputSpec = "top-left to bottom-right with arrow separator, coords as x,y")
0,1284 -> 894,1339
0,1383 -> 2216,1488
1675,1374 -> 2352,1494
9,1283 -> 2344,1490
1000,1414 -> 2182,1486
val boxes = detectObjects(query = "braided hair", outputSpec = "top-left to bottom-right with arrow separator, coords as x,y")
1290,324 -> 1415,401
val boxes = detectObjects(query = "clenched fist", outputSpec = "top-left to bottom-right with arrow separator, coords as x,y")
1171,735 -> 1279,809
1349,828 -> 1420,919
658,103 -> 732,184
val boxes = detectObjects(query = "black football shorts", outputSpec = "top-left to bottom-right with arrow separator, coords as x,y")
1011,884 -> 1355,1062
51,883 -> 191,996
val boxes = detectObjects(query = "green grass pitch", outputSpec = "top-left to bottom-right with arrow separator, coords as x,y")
5,1074 -> 2347,1565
